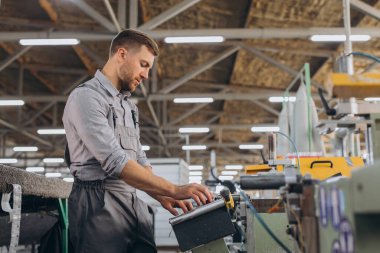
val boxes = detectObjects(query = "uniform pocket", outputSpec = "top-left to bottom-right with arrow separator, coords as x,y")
118,126 -> 138,152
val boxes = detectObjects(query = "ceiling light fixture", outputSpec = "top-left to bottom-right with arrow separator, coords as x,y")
26,167 -> 45,172
37,129 -> 66,135
0,158 -> 18,164
0,100 -> 24,106
19,38 -> 80,46
43,158 -> 65,163
268,96 -> 296,103
189,171 -> 203,176
239,144 -> 264,150
182,145 -> 207,151
45,172 -> 62,178
222,170 -> 238,176
13,146 -> 38,152
364,97 -> 380,102
188,165 -> 204,170
179,127 -> 210,133
225,165 -> 243,170
218,175 -> 234,180
310,35 -> 371,42
142,145 -> 150,151
173,97 -> 214,103
251,126 -> 280,132
189,176 -> 202,181
164,36 -> 224,44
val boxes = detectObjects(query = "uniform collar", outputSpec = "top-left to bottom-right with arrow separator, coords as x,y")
95,70 -> 131,98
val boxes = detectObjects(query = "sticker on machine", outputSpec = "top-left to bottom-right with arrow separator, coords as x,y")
318,186 -> 328,227
339,219 -> 354,253
331,186 -> 345,229
331,240 -> 341,253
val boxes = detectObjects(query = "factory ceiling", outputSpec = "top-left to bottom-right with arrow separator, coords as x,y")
0,0 -> 379,175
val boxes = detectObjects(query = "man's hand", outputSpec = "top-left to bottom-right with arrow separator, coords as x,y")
156,195 -> 193,216
173,183 -> 213,206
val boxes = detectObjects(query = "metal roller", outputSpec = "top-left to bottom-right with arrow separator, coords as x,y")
240,174 -> 286,190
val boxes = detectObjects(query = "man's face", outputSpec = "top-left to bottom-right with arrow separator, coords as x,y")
119,45 -> 155,92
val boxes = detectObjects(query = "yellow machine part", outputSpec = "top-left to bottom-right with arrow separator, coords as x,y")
245,164 -> 272,174
277,157 -> 364,180
331,72 -> 380,98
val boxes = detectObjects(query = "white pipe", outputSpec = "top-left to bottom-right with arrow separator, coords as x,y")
343,0 -> 354,74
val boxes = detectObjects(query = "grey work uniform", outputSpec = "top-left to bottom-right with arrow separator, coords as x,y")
62,70 -> 156,253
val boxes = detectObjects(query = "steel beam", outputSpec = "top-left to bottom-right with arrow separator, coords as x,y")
140,83 -> 170,156
69,0 -> 117,32
167,103 -> 208,126
103,0 -> 122,32
2,28 -> 380,41
159,46 -> 240,93
21,74 -> 88,127
0,46 -> 32,72
350,0 -> 380,21
9,63 -> 87,75
251,100 -> 280,117
238,42 -> 326,91
129,0 -> 138,29
117,0 -> 127,29
0,118 -> 53,147
138,0 -> 201,30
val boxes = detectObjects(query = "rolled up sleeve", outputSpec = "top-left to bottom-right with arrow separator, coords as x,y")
65,88 -> 128,178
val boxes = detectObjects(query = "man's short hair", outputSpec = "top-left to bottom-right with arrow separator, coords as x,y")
109,29 -> 159,57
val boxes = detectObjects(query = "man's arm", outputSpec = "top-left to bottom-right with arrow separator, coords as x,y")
120,160 -> 213,205
142,165 -> 194,215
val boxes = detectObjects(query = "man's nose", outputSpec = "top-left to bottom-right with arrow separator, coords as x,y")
140,69 -> 149,80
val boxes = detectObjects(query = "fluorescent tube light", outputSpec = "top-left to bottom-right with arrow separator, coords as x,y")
189,180 -> 202,184
43,158 -> 64,163
45,172 -> 62,178
268,96 -> 296,103
0,158 -> 18,164
225,165 -> 243,170
26,167 -> 45,172
0,100 -> 24,106
19,38 -> 80,46
222,170 -> 238,176
251,126 -> 280,132
189,176 -> 202,181
364,97 -> 380,102
63,178 -> 74,182
239,144 -> 264,150
173,97 -> 214,103
188,165 -> 204,170
179,127 -> 210,133
182,145 -> 207,150
310,35 -> 371,42
142,145 -> 150,151
164,36 -> 224,43
13,146 -> 38,152
189,171 -> 203,176
218,175 -> 234,180
37,129 -> 66,135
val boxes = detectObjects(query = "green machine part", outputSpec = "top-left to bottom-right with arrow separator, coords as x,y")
316,163 -> 380,253
370,113 -> 380,161
246,211 -> 295,253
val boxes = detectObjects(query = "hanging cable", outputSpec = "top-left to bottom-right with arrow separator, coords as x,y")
239,189 -> 292,253
276,131 -> 300,170
349,51 -> 380,63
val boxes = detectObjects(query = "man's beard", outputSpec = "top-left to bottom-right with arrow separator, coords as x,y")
120,79 -> 133,92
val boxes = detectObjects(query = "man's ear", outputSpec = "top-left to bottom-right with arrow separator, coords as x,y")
118,47 -> 128,59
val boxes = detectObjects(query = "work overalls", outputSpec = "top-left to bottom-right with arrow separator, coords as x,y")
65,82 -> 156,253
